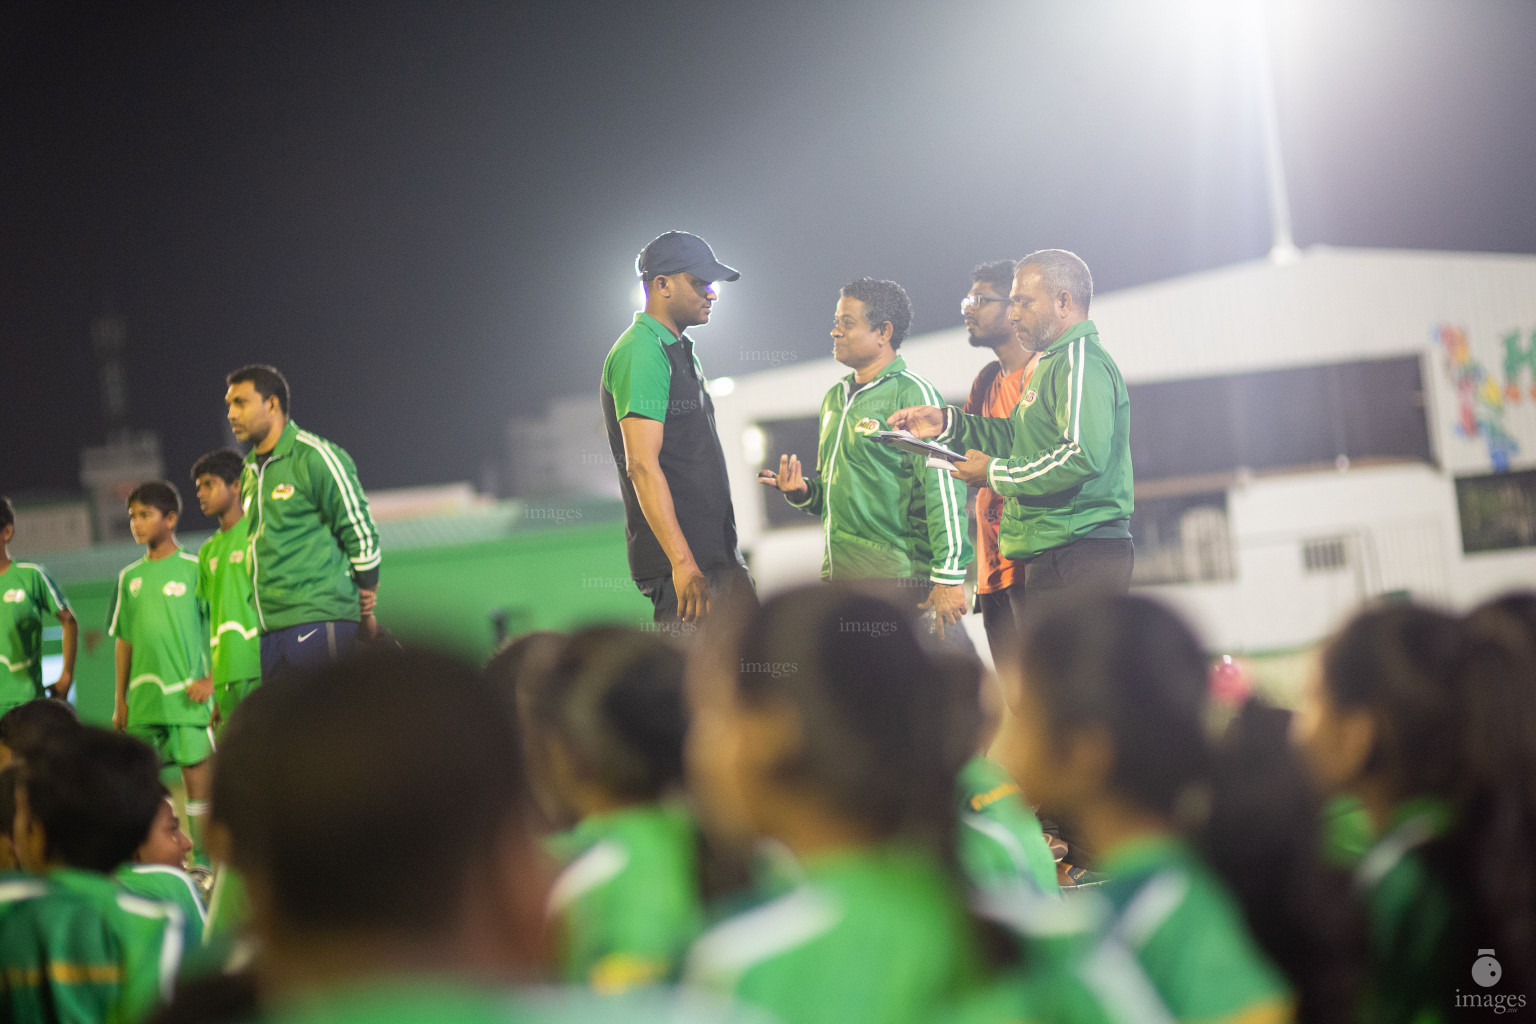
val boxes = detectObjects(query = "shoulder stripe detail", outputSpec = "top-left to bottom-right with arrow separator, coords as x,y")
16,564 -> 69,610
1079,933 -> 1177,1024
963,813 -> 1037,883
0,879 -> 47,905
1115,870 -> 1190,950
107,561 -> 143,636
685,886 -> 840,989
128,865 -> 209,926
547,840 -> 630,915
296,431 -> 379,568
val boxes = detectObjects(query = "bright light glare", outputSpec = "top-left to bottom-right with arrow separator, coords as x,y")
742,425 -> 766,464
631,283 -> 646,309
710,376 -> 736,397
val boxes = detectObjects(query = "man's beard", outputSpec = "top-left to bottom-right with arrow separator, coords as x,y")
968,328 -> 1012,350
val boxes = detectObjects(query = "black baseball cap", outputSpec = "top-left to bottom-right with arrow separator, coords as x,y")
635,231 -> 740,282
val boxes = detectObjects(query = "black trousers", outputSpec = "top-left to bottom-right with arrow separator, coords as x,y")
635,563 -> 758,636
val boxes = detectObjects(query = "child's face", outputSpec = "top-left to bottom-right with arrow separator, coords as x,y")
195,474 -> 240,520
128,502 -> 175,546
136,799 -> 193,869
1292,656 -> 1375,795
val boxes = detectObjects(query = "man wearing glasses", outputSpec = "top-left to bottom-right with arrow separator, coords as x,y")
959,260 -> 1041,663
601,231 -> 756,627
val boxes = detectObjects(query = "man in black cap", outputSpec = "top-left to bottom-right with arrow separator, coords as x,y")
600,231 -> 756,627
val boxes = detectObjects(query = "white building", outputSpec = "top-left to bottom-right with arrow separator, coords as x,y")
713,246 -> 1536,653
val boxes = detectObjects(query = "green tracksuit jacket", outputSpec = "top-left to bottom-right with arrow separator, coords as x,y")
937,320 -> 1132,561
786,357 -> 971,585
240,420 -> 381,633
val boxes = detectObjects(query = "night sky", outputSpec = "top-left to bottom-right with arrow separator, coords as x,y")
6,0 -> 1536,497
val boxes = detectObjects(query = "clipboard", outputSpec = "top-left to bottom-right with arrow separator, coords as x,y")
868,430 -> 967,463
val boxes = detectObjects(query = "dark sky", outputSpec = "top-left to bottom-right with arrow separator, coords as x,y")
5,0 -> 1536,496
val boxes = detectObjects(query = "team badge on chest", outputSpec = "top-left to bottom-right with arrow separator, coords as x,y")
1022,389 -> 1038,407
853,417 -> 880,435
272,484 -> 296,500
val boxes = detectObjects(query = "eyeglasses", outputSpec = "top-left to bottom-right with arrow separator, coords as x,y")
961,294 -> 1010,313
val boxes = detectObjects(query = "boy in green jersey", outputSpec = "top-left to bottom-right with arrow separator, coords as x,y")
531,628 -> 708,993
684,587 -> 988,1024
3,726 -> 184,1024
192,449 -> 261,733
0,496 -> 78,713
116,787 -> 207,953
108,481 -> 215,866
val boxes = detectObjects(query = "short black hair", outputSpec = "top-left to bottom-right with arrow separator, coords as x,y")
20,726 -> 164,872
214,648 -> 530,933
226,364 -> 290,416
0,698 -> 81,763
0,764 -> 18,840
127,481 -> 182,518
971,260 -> 1017,297
191,448 -> 245,486
0,496 -> 13,532
840,278 -> 914,349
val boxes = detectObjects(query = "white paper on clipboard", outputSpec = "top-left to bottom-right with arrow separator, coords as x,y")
867,429 -> 967,463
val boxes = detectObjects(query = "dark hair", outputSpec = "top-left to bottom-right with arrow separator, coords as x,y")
1017,248 -> 1092,313
213,648 -> 530,933
1323,602 -> 1536,998
226,364 -> 290,415
0,496 -> 13,532
486,630 -> 573,830
840,278 -> 914,349
127,480 -> 181,518
1022,594 -> 1360,1024
0,764 -> 17,842
971,260 -> 1018,297
0,698 -> 81,763
531,627 -> 688,803
730,585 -> 958,855
191,448 -> 245,486
20,726 -> 164,872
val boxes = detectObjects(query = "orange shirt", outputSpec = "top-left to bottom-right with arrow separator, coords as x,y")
965,359 -> 1036,593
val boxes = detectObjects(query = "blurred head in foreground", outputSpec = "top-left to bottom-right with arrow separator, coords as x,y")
685,585 -> 959,858
213,648 -> 547,995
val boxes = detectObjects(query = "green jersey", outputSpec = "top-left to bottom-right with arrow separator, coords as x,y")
115,863 -> 207,956
107,550 -> 212,727
939,320 -> 1133,561
786,356 -> 972,585
548,802 -> 704,993
0,867 -> 183,1024
1321,794 -> 1374,869
0,561 -> 69,710
685,844 -> 986,1024
1094,836 -> 1292,1024
1355,798 -> 1460,1024
256,979 -> 768,1024
956,757 -> 1059,893
197,517 -> 260,686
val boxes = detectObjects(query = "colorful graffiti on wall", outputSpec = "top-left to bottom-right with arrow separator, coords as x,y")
1435,324 -> 1535,471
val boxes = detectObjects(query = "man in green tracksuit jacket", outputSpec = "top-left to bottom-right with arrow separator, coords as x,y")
889,250 -> 1132,636
224,365 -> 381,679
760,278 -> 973,648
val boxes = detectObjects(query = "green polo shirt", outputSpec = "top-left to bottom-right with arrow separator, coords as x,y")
1096,835 -> 1292,1024
686,844 -> 986,1024
547,802 -> 704,993
0,561 -> 69,711
602,312 -> 705,423
957,757 -> 1058,893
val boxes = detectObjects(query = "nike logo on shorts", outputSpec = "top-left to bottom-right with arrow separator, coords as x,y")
297,629 -> 319,642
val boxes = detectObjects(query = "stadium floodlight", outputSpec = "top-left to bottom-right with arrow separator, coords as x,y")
709,376 -> 736,398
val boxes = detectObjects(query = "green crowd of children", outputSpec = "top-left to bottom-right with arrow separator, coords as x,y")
2,470 -> 1534,1024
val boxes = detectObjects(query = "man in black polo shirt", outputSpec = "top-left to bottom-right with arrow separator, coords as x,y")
601,231 -> 756,625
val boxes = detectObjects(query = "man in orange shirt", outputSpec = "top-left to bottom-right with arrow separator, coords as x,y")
960,260 -> 1040,664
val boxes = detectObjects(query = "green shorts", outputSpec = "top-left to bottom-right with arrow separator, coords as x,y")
214,677 -> 261,733
129,723 -> 215,768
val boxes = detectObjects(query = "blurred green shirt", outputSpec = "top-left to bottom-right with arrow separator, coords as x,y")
957,757 -> 1059,894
